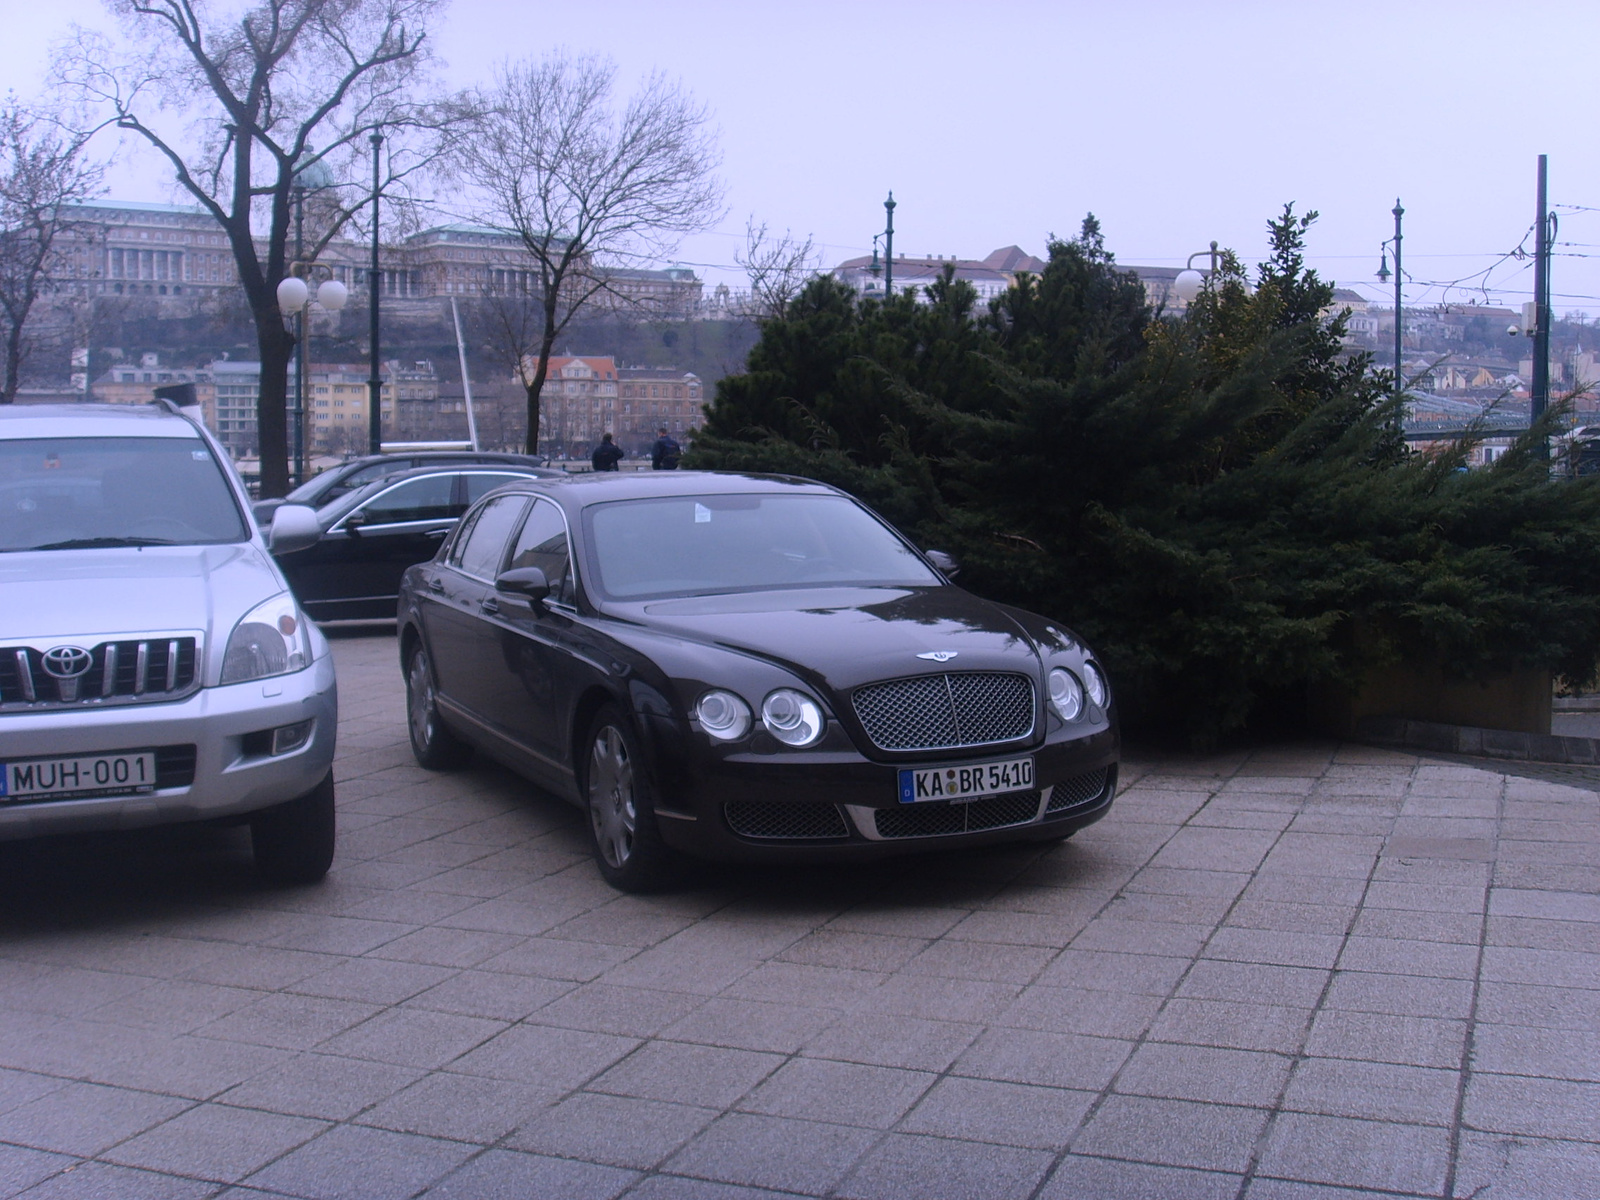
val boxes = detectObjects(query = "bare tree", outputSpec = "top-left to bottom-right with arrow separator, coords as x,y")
736,216 -> 818,320
0,99 -> 104,403
56,0 -> 462,495
457,52 -> 722,455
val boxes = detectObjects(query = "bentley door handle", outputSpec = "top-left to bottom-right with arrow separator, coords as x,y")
427,578 -> 445,593
481,596 -> 500,615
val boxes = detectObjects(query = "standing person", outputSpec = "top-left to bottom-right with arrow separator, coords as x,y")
651,427 -> 681,470
591,432 -> 623,472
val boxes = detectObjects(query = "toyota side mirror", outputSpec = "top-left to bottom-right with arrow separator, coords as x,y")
925,549 -> 960,578
495,566 -> 550,603
267,504 -> 322,555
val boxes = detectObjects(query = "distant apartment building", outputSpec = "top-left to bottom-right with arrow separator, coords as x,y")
527,357 -> 704,456
55,203 -> 702,313
307,361 -> 437,453
618,368 -> 704,448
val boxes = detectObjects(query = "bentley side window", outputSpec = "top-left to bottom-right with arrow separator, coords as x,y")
508,499 -> 574,604
356,474 -> 457,525
455,495 -> 529,580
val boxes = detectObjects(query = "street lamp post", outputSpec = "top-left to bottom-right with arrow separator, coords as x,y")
866,192 -> 896,297
289,151 -> 335,485
1376,200 -> 1404,398
367,131 -> 384,455
276,264 -> 350,467
1172,241 -> 1222,305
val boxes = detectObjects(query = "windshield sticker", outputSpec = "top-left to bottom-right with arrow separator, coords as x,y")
694,503 -> 711,524
191,450 -> 210,461
43,453 -> 60,470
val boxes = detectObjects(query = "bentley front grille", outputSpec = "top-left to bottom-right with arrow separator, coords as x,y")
851,672 -> 1034,752
874,790 -> 1042,839
725,800 -> 851,841
0,639 -> 199,710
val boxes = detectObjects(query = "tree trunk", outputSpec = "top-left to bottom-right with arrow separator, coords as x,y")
255,308 -> 295,498
1,321 -> 21,403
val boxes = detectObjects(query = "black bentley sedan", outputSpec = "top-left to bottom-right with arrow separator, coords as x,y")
397,472 -> 1118,891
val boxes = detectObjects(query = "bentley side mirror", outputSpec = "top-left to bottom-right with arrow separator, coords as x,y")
267,504 -> 322,556
495,566 -> 551,603
925,549 -> 960,578
341,509 -> 367,536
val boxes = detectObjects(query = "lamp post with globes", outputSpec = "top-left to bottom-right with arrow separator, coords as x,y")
865,192 -> 897,298
282,151 -> 339,485
1375,199 -> 1404,399
275,265 -> 348,482
1172,241 -> 1221,307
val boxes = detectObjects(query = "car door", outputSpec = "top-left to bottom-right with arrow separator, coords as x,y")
281,472 -> 460,620
476,498 -> 584,772
420,492 -> 530,722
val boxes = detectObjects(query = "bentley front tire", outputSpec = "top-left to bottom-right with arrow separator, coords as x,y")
583,705 -> 679,892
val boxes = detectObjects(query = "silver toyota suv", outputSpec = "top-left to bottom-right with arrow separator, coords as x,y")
0,402 -> 338,883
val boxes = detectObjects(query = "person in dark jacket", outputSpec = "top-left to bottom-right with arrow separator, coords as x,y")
591,432 -> 623,472
651,428 -> 681,470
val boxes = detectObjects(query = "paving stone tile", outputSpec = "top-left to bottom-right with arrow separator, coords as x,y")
1177,961 -> 1329,1008
449,1023 -> 639,1088
1473,1022 -> 1600,1082
408,969 -> 573,1021
1480,945 -> 1600,989
1035,948 -> 1191,995
1453,1129 -> 1600,1199
243,1123 -> 475,1199
1487,913 -> 1600,953
722,961 -> 887,1006
366,926 -> 525,968
1123,867 -> 1251,900
1321,970 -> 1475,1019
664,1112 -> 877,1194
1204,927 -> 1345,969
842,973 -> 1019,1022
898,938 -> 1055,982
103,1102 -> 326,1182
217,1051 -> 423,1120
826,904 -> 969,939
421,1148 -> 638,1200
1463,1072 -> 1600,1141
591,1040 -> 784,1108
944,909 -> 1091,948
994,984 -> 1161,1040
898,1076 -> 1094,1148
1,1082 -> 190,1156
194,992 -> 381,1050
1335,934 -> 1481,978
1071,1095 -> 1270,1173
11,1160 -> 217,1199
1223,900 -> 1355,936
528,982 -> 704,1037
84,979 -> 262,1034
177,944 -> 339,991
289,957 -> 455,1004
738,1057 -> 933,1128
507,1091 -> 718,1168
953,1027 -> 1133,1091
1282,1057 -> 1459,1125
1242,875 -> 1368,907
314,1006 -> 505,1068
0,1145 -> 76,1197
0,1066 -> 69,1115
1038,1155 -> 1242,1200
1304,1009 -> 1467,1069
1254,1111 -> 1451,1195
619,1177 -> 811,1200
659,997 -> 841,1054
800,1012 -> 980,1072
1115,1042 -> 1292,1107
0,965 -> 152,1018
477,936 -> 637,982
1475,979 -> 1600,1030
1348,906 -> 1483,944
1147,998 -> 1313,1053
835,1132 -> 1053,1199
356,1069 -> 556,1141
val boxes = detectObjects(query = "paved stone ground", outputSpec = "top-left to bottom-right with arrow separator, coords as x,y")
0,629 -> 1597,1199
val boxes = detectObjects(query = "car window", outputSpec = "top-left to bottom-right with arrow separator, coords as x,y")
464,471 -> 534,504
454,495 -> 528,580
507,499 -> 575,604
0,435 -> 248,552
355,474 -> 458,525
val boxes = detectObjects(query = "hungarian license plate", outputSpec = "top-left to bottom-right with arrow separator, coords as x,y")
898,755 -> 1034,804
0,751 -> 157,802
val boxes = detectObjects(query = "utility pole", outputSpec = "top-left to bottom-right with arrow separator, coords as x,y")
367,131 -> 384,455
1531,154 -> 1551,458
883,192 -> 895,297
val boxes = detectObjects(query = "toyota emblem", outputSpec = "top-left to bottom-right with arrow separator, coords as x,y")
41,646 -> 93,679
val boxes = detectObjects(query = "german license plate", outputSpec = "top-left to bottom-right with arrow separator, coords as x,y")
898,755 -> 1034,804
0,751 -> 157,802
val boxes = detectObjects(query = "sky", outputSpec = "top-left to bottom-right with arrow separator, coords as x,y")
8,0 -> 1600,314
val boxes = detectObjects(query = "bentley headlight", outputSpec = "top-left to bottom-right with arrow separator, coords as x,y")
1082,661 -> 1109,709
1048,667 -> 1084,721
221,594 -> 315,684
761,688 -> 824,746
695,689 -> 752,741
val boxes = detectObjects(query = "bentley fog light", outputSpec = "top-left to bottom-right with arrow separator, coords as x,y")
761,689 -> 824,746
221,594 -> 314,684
695,690 -> 751,741
1048,667 -> 1084,721
1082,662 -> 1109,709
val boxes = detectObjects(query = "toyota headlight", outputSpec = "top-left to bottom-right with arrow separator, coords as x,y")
221,594 -> 315,684
1048,667 -> 1084,721
695,689 -> 752,741
761,688 -> 825,747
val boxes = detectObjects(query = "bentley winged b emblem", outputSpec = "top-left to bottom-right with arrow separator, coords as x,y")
916,651 -> 959,662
